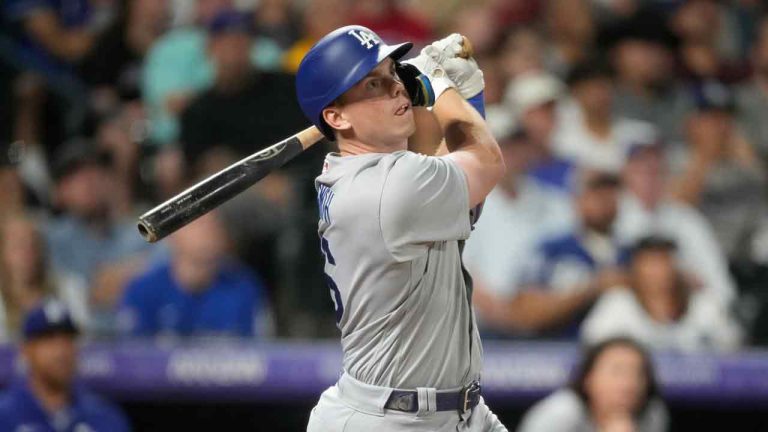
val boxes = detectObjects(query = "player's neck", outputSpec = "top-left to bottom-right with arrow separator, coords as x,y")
337,137 -> 407,156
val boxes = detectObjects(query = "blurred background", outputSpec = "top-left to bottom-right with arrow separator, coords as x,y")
2,0 -> 768,430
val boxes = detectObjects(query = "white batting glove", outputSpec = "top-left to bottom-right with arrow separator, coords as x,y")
436,55 -> 484,99
404,33 -> 484,101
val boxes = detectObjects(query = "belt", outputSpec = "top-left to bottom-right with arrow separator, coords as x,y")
384,381 -> 481,413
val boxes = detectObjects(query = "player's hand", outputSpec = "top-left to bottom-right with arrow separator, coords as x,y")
400,51 -> 455,107
434,55 -> 484,99
403,34 -> 484,100
420,33 -> 484,99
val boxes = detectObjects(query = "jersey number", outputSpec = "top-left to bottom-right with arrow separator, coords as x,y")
321,236 -> 343,325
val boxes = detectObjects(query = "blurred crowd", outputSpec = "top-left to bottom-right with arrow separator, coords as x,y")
1,0 -> 768,354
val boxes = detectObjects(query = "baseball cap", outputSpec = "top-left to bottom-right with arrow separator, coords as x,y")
629,235 -> 677,259
691,81 -> 735,113
505,72 -> 563,115
574,169 -> 621,195
51,139 -> 110,182
566,60 -> 613,88
207,10 -> 253,35
22,300 -> 79,341
623,125 -> 662,160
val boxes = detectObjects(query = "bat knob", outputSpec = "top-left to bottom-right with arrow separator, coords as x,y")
459,36 -> 474,59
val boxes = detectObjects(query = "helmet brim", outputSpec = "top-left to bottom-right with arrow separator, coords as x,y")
378,42 -> 413,63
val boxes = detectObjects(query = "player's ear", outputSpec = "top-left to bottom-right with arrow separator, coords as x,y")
322,105 -> 352,133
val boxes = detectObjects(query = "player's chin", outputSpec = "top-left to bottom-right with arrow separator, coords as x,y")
393,110 -> 416,138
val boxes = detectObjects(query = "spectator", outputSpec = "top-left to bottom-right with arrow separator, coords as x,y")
581,237 -> 742,351
615,139 -> 736,305
506,72 -> 575,192
252,0 -> 301,50
736,16 -> 768,163
46,139 -> 152,333
472,170 -> 625,338
465,131 -> 573,335
179,9 -> 307,174
671,0 -> 747,83
601,8 -> 690,144
47,139 -> 148,280
543,0 -> 596,78
554,61 -> 658,173
79,0 -> 170,110
281,0 -> 350,73
0,300 -> 130,431
2,0 -> 99,161
119,212 -> 269,338
0,213 -> 88,341
497,27 -> 546,81
518,337 -> 668,432
670,81 -> 768,264
351,0 -> 432,48
142,0 -> 282,149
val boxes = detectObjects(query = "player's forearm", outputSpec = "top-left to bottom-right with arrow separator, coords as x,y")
432,90 -> 504,205
407,106 -> 444,156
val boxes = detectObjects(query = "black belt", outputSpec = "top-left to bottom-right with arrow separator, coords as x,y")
384,381 -> 481,413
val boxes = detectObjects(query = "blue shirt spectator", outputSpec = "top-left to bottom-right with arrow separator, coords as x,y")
45,140 -> 152,282
119,212 -> 268,338
0,380 -> 130,432
46,215 -> 149,282
470,170 -> 627,339
120,261 -> 264,337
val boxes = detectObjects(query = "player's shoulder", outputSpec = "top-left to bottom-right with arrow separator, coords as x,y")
381,151 -> 461,184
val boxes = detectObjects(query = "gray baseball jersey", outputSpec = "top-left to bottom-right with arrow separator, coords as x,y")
315,149 -> 483,390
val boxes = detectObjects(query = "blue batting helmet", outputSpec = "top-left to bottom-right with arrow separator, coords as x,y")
296,25 -> 413,140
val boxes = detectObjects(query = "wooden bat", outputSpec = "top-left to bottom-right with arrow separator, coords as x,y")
137,37 -> 474,243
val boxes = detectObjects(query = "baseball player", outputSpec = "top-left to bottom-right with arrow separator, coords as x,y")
296,26 -> 507,432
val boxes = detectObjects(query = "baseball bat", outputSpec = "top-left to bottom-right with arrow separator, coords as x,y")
137,126 -> 325,242
137,36 -> 474,243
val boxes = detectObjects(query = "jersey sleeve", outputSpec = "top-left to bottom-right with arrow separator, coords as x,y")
380,152 -> 472,262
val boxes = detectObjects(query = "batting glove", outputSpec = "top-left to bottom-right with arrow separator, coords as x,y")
420,33 -> 484,99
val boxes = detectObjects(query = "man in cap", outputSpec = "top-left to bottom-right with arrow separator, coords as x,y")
506,72 -> 574,192
0,300 -> 130,431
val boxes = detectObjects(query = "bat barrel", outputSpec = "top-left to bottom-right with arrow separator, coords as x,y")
137,135 -> 306,243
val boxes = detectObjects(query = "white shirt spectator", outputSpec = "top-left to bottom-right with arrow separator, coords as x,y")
518,388 -> 669,432
464,180 -> 573,298
615,194 -> 736,305
581,289 -> 742,352
553,102 -> 658,173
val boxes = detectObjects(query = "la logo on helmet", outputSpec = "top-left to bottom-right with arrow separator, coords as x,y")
348,29 -> 379,49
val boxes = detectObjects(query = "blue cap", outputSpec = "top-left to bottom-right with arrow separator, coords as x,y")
22,300 -> 79,340
691,81 -> 735,113
295,25 -> 412,140
207,10 -> 253,35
